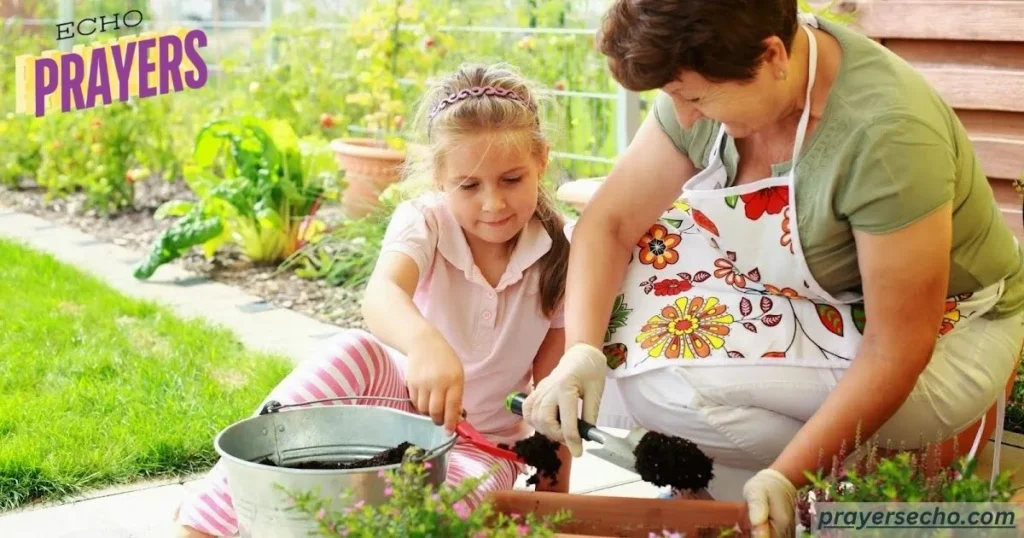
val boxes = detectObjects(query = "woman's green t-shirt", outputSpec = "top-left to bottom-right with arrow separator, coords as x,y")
650,17 -> 1024,320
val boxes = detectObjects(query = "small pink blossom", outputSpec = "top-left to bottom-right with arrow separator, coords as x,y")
314,508 -> 326,521
353,500 -> 365,510
431,493 -> 440,502
517,524 -> 530,535
377,470 -> 386,478
510,513 -> 522,521
424,461 -> 433,469
384,486 -> 393,496
454,502 -> 472,520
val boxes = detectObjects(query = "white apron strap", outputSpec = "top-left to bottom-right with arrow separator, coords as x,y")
789,23 -> 818,167
707,121 -> 729,167
964,390 -> 1006,488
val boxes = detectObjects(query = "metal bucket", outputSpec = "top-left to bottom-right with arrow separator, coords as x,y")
214,396 -> 457,538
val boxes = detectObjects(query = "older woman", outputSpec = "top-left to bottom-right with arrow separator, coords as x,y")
523,1 -> 1024,535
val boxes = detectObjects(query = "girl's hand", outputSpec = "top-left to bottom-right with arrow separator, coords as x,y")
406,330 -> 465,433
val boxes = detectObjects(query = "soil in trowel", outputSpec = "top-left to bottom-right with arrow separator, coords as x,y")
499,433 -> 562,487
257,441 -> 418,470
634,431 -> 714,493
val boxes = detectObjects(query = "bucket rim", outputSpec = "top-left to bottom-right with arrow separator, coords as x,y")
212,404 -> 458,475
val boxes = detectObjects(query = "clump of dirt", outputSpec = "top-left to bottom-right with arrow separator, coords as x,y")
257,441 -> 417,470
499,433 -> 562,487
634,432 -> 714,493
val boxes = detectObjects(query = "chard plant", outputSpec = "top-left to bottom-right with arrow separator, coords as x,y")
133,117 -> 335,279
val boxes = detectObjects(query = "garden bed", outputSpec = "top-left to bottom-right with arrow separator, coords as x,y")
0,181 -> 368,331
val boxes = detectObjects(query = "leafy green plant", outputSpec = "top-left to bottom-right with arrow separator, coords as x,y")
134,117 -> 334,279
278,198 -> 395,288
795,434 -> 1017,533
0,113 -> 43,188
283,450 -> 572,537
216,16 -> 362,141
31,102 -> 144,214
339,0 -> 458,150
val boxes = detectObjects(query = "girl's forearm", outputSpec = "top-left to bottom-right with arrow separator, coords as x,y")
531,328 -> 571,492
362,279 -> 439,355
770,339 -> 929,488
535,444 -> 572,493
563,215 -> 633,351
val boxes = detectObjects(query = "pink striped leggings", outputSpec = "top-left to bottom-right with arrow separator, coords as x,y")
177,329 -> 523,536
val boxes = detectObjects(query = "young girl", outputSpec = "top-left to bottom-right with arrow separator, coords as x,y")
177,63 -> 573,537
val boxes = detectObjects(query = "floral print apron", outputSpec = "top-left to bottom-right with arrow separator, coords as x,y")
600,19 -> 1004,378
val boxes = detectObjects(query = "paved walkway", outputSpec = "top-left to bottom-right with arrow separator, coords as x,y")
1,207 -> 1022,537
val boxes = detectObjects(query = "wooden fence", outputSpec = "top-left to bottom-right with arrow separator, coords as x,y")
851,0 -> 1024,241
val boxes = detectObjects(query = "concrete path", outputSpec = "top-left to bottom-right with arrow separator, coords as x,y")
1,207 -> 1022,537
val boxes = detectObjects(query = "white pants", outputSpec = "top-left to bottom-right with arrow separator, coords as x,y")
598,312 -> 1024,500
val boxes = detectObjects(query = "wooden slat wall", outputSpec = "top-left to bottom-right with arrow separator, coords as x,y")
847,0 -> 1024,240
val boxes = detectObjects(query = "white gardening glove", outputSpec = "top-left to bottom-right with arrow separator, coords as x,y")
743,469 -> 798,538
522,342 -> 607,457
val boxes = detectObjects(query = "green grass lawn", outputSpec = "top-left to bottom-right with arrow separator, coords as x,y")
0,238 -> 295,510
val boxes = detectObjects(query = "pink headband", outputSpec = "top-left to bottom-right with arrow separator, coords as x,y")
428,85 -> 534,121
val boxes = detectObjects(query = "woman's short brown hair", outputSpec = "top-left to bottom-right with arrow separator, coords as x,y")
596,0 -> 799,91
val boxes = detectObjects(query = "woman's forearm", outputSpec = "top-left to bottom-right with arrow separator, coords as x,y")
771,204 -> 953,488
563,214 -> 633,351
769,337 -> 931,488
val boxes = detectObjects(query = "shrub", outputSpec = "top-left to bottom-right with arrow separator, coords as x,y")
283,448 -> 571,537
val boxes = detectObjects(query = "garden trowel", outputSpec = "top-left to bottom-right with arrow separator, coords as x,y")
505,391 -> 643,474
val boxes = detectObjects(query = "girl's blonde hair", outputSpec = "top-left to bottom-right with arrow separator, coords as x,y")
405,63 -> 569,319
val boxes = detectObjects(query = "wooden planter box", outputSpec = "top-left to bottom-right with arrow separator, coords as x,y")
488,491 -> 752,537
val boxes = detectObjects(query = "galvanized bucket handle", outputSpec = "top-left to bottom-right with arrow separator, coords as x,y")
257,396 -> 458,463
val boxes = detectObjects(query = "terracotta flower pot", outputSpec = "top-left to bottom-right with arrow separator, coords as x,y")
488,490 -> 753,537
330,137 -> 406,219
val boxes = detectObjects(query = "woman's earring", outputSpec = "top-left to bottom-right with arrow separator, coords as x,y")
778,70 -> 788,81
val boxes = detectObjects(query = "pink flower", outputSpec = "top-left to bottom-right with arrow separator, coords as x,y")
453,502 -> 472,520
431,493 -> 440,502
511,513 -> 522,521
424,461 -> 433,469
384,487 -> 393,496
344,500 -> 366,515
517,524 -> 530,535
377,470 -> 386,478
314,508 -> 326,521
340,530 -> 349,537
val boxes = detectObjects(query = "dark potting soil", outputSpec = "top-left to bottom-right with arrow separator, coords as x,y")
499,433 -> 562,487
256,441 -> 417,470
633,432 -> 715,493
